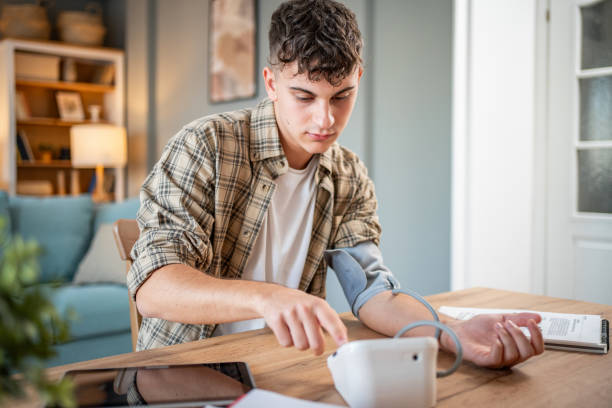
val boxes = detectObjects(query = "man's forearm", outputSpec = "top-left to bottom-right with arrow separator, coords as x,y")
134,263 -> 349,353
135,263 -> 277,325
358,290 -> 456,343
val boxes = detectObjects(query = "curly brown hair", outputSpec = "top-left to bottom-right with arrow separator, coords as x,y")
269,0 -> 363,86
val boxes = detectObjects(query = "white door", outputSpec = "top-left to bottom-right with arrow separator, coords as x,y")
547,0 -> 612,305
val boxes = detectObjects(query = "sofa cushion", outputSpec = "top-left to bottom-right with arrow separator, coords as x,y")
73,224 -> 126,285
9,195 -> 94,283
48,332 -> 132,367
49,283 -> 130,340
0,190 -> 10,233
93,197 -> 140,233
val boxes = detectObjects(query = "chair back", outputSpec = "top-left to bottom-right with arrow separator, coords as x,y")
112,219 -> 141,351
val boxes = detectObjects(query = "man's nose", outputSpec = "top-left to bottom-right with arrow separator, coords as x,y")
312,101 -> 335,129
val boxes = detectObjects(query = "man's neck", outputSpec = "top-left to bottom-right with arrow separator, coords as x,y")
280,139 -> 313,170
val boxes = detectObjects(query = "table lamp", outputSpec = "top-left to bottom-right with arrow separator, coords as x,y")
70,124 -> 127,202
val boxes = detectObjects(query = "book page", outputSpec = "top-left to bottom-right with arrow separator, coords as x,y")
439,306 -> 602,346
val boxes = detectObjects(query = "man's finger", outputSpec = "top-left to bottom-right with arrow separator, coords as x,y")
489,338 -> 504,368
495,322 -> 519,366
268,316 -> 293,347
284,310 -> 309,350
298,307 -> 325,355
504,312 -> 542,326
314,305 -> 347,346
528,319 -> 545,355
505,320 -> 535,362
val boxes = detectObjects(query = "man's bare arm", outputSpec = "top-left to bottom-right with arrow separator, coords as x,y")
358,291 -> 544,368
135,264 -> 347,354
358,290 -> 442,338
136,264 -> 269,324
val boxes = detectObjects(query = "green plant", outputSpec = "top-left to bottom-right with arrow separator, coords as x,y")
0,217 -> 75,407
37,144 -> 54,152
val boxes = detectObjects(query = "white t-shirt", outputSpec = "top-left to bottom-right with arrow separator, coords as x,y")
213,156 -> 319,336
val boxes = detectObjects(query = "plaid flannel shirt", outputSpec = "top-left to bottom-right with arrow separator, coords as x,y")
128,98 -> 381,350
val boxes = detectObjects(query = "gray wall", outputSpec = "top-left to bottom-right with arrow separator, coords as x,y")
129,0 -> 452,312
371,1 -> 452,298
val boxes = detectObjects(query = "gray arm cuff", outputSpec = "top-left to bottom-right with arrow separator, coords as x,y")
324,241 -> 400,317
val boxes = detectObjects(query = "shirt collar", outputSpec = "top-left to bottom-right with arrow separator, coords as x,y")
249,98 -> 333,175
249,98 -> 285,163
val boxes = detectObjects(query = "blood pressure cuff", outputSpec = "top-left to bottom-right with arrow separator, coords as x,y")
324,241 -> 400,317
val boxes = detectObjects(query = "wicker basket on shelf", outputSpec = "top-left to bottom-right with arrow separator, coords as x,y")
57,2 -> 106,46
0,1 -> 51,40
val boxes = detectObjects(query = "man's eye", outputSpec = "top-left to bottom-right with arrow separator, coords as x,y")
333,93 -> 350,100
296,95 -> 313,101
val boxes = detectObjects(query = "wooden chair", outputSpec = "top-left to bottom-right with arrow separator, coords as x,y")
112,219 -> 142,351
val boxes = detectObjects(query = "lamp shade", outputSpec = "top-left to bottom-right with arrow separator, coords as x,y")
70,124 -> 127,167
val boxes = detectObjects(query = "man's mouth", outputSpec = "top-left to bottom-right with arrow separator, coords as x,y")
307,132 -> 334,141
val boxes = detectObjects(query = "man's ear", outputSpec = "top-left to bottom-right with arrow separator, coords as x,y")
357,66 -> 363,83
263,66 -> 278,101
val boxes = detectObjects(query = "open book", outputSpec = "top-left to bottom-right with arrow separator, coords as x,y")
439,306 -> 609,354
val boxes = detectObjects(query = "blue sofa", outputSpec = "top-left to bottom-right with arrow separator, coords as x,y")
0,191 -> 140,367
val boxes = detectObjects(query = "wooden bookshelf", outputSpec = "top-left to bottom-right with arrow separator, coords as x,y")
0,38 -> 125,200
18,118 -> 110,127
16,79 -> 114,93
17,160 -> 73,168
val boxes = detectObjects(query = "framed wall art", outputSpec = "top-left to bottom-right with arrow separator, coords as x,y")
209,0 -> 257,103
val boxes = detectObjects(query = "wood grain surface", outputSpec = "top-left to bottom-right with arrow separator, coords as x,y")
25,288 -> 612,407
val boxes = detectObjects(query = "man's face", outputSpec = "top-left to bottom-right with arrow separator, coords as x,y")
263,62 -> 362,169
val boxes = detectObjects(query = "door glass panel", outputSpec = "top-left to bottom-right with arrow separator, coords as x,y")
577,149 -> 612,213
579,75 -> 612,141
581,0 -> 612,69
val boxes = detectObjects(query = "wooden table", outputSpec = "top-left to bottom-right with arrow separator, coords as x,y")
39,288 -> 612,407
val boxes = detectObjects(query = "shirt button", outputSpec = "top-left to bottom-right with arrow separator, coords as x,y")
261,184 -> 268,191
243,230 -> 249,236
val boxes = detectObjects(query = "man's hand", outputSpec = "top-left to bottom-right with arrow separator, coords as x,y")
136,265 -> 346,355
257,286 -> 348,355
441,313 -> 545,368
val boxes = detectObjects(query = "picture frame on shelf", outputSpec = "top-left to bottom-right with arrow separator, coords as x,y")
56,91 -> 85,121
15,90 -> 31,120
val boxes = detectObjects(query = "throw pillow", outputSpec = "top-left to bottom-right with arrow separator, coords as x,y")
73,224 -> 126,285
93,197 -> 140,233
9,195 -> 93,283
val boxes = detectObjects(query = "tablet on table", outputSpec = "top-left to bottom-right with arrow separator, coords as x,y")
60,362 -> 256,407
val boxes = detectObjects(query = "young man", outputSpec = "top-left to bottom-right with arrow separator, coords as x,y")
128,0 -> 544,368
